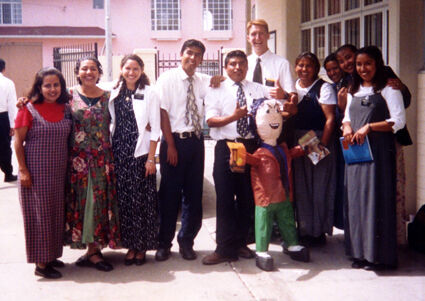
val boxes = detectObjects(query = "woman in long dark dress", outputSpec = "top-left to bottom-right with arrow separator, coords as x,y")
15,68 -> 72,279
342,46 -> 406,270
291,52 -> 337,245
109,54 -> 160,265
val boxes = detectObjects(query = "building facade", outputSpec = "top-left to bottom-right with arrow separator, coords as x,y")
0,0 -> 247,96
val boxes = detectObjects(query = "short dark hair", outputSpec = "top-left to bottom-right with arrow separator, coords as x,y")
324,53 -> 338,69
224,50 -> 247,67
336,44 -> 358,56
0,59 -> 5,72
114,54 -> 150,91
351,46 -> 386,94
27,67 -> 70,104
295,52 -> 321,78
180,39 -> 206,57
74,56 -> 103,85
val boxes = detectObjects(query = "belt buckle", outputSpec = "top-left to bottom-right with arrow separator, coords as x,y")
178,132 -> 191,139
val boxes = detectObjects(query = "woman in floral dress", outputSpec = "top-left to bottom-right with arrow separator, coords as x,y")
65,57 -> 120,272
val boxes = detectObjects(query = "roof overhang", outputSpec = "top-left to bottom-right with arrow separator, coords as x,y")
0,26 -> 116,39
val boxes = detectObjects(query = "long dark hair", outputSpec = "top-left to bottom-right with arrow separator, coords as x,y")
350,46 -> 386,94
114,54 -> 150,93
27,67 -> 70,104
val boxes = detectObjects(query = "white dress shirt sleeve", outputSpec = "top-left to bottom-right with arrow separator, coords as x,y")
147,88 -> 161,142
342,94 -> 353,124
7,79 -> 17,128
278,59 -> 295,93
381,86 -> 406,133
318,82 -> 337,105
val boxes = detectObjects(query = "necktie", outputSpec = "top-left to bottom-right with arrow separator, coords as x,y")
253,57 -> 262,84
185,77 -> 202,138
236,82 -> 249,137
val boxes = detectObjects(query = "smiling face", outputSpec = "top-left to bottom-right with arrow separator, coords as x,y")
78,59 -> 100,87
336,48 -> 356,74
247,24 -> 270,56
225,56 -> 248,83
121,59 -> 143,90
355,53 -> 376,86
255,99 -> 282,146
295,57 -> 316,87
41,74 -> 61,103
180,46 -> 203,76
324,60 -> 343,84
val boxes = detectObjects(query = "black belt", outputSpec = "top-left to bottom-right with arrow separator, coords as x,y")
173,131 -> 196,139
225,138 -> 257,144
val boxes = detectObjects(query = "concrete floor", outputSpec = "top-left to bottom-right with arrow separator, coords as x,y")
0,140 -> 424,301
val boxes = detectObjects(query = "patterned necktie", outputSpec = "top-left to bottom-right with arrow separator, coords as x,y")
185,76 -> 202,138
253,57 -> 262,84
236,82 -> 249,137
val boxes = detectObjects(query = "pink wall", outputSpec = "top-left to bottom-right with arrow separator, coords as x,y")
21,0 -> 247,64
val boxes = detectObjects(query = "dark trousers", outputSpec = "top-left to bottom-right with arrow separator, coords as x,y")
213,140 -> 254,258
158,134 -> 204,249
0,112 -> 13,177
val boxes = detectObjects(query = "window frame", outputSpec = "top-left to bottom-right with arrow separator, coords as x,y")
0,0 -> 22,25
300,0 -> 388,62
151,0 -> 181,32
202,0 -> 232,32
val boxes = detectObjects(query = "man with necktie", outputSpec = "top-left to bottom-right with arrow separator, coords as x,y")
202,50 -> 270,265
246,19 -> 297,116
155,39 -> 211,262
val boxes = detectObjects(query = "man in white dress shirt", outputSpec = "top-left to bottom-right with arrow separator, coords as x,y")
202,50 -> 270,265
154,39 -> 211,262
0,59 -> 17,182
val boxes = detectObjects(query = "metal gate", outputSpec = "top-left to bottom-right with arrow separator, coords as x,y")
155,48 -> 223,79
53,43 -> 98,88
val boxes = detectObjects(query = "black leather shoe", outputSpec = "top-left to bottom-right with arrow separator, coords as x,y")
288,247 -> 310,262
135,256 -> 146,266
179,246 -> 197,260
237,246 -> 255,259
124,258 -> 135,266
4,174 -> 17,182
155,248 -> 171,261
48,259 -> 65,268
35,265 -> 62,279
351,259 -> 367,269
202,252 -> 237,265
76,252 -> 113,272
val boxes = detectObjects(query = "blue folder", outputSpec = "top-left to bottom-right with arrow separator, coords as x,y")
339,136 -> 374,164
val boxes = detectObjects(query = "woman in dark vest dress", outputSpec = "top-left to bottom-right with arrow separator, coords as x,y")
292,52 -> 337,246
342,46 -> 406,270
15,68 -> 72,279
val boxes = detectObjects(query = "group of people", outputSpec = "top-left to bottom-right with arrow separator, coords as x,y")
9,18 -> 409,279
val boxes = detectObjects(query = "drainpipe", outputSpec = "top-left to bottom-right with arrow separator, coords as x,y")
105,0 -> 113,81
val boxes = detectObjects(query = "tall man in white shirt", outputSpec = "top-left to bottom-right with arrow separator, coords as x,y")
0,59 -> 17,182
155,39 -> 211,262
246,19 -> 296,102
202,50 -> 270,265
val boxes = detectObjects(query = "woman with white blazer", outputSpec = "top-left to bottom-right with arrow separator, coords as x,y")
109,54 -> 160,266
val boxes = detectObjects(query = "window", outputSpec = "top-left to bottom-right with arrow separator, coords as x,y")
93,0 -> 104,9
345,0 -> 359,10
203,0 -> 232,31
151,0 -> 181,31
345,18 -> 360,48
314,26 -> 325,60
365,12 -> 382,49
302,29 -> 311,52
328,0 -> 340,15
0,0 -> 22,24
300,0 -> 388,62
328,22 -> 341,53
314,0 -> 325,19
301,0 -> 311,22
364,0 -> 382,5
